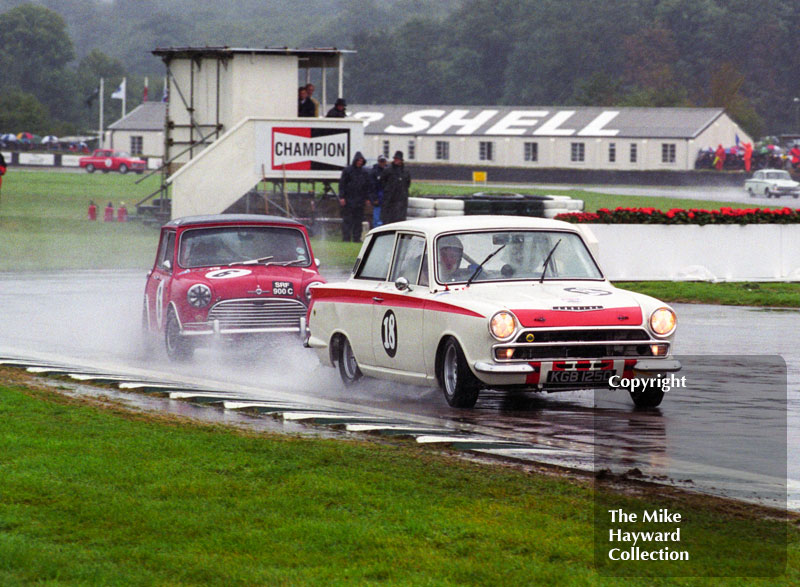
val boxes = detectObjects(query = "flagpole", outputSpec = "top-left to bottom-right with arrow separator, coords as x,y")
99,77 -> 104,148
122,77 -> 127,118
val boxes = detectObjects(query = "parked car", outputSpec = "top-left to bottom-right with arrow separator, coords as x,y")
79,149 -> 146,174
143,214 -> 325,360
306,216 -> 680,408
744,169 -> 800,198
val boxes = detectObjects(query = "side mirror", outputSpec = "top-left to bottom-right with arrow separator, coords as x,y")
315,257 -> 321,268
395,276 -> 411,291
162,259 -> 172,271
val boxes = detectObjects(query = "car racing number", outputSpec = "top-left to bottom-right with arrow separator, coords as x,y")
272,281 -> 294,296
381,309 -> 397,357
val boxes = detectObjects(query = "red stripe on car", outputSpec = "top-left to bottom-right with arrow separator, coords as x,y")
312,288 -> 484,318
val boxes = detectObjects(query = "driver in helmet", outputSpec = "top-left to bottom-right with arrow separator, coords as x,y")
437,235 -> 467,282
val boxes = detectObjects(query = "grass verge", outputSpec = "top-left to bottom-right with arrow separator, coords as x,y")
615,281 -> 800,308
0,374 -> 797,584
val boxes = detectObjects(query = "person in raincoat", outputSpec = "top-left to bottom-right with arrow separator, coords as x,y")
713,144 -> 726,171
338,151 -> 371,242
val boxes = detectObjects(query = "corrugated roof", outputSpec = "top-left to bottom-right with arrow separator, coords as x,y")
108,102 -> 166,131
348,105 -> 726,139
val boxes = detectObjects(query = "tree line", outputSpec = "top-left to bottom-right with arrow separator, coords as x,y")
1,0 -> 797,138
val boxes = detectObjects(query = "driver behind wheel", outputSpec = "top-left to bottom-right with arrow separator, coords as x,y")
437,235 -> 466,282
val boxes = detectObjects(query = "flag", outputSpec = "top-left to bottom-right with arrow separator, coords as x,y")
143,77 -> 149,102
735,133 -> 740,146
85,87 -> 99,109
161,79 -> 169,103
111,78 -> 126,100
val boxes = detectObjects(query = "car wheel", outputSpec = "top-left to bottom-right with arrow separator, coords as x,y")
165,308 -> 194,361
119,164 -> 128,174
764,188 -> 771,198
439,337 -> 480,408
337,336 -> 362,385
629,387 -> 665,408
747,187 -> 754,197
86,164 -> 95,173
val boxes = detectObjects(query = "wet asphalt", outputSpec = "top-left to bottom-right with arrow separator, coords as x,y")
0,269 -> 797,509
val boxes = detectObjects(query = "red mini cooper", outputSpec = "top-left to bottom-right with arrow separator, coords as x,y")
143,214 -> 325,360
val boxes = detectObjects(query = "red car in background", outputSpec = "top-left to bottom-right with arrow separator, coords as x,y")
143,214 -> 325,361
79,149 -> 146,174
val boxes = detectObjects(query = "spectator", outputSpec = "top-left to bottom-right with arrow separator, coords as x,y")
117,202 -> 128,222
713,144 -> 725,171
338,151 -> 371,242
380,151 -> 411,225
305,83 -> 320,117
104,202 -> 115,222
298,86 -> 315,117
0,151 -> 6,203
369,154 -> 388,228
789,144 -> 800,171
742,141 -> 753,172
88,200 -> 97,221
326,98 -> 347,118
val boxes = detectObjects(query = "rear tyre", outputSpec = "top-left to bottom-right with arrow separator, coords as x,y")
439,337 -> 480,408
629,387 -> 664,408
86,164 -> 95,173
119,163 -> 128,174
337,336 -> 362,385
165,308 -> 194,361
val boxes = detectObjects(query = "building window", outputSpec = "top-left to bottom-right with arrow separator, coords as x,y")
435,141 -> 450,161
630,143 -> 638,163
524,142 -> 538,162
479,141 -> 494,161
382,140 -> 390,158
608,143 -> 616,163
407,140 -> 415,161
661,143 -> 676,163
570,142 -> 585,162
130,135 -> 143,155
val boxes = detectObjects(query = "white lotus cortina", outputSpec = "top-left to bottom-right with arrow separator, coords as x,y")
306,216 -> 680,408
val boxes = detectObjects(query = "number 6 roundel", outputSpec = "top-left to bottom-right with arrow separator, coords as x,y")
381,309 -> 397,357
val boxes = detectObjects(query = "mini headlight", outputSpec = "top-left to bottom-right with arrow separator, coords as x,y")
649,307 -> 676,336
187,283 -> 212,308
489,311 -> 516,341
305,281 -> 324,303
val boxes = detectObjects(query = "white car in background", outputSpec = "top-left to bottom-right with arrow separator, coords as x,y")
306,216 -> 680,408
745,169 -> 800,198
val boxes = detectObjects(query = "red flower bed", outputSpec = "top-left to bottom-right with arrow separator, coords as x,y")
554,207 -> 800,225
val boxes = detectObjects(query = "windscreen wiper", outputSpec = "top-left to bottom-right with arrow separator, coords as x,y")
228,256 -> 273,266
539,239 -> 561,283
265,258 -> 307,267
466,244 -> 506,287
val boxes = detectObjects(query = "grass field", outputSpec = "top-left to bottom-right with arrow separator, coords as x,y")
1,170 -> 797,306
0,375 -> 796,584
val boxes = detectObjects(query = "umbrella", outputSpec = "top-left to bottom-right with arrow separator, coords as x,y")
0,133 -> 18,142
41,135 -> 59,144
17,131 -> 33,141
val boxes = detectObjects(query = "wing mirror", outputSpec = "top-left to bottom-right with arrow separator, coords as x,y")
394,276 -> 411,291
162,259 -> 172,271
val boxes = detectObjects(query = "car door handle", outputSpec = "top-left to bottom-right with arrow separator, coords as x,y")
372,297 -> 384,303
152,275 -> 161,281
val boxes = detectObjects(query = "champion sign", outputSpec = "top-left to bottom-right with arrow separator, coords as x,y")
272,127 -> 350,171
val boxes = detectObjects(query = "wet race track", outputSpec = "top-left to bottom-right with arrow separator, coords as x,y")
1,269 -> 797,510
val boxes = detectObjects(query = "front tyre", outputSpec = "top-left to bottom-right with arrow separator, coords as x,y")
119,163 -> 129,174
439,338 -> 480,408
337,336 -> 362,385
629,387 -> 664,408
85,164 -> 95,173
165,308 -> 194,361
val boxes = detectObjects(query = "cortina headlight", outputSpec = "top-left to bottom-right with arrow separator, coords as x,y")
489,311 -> 516,341
305,281 -> 324,303
187,283 -> 212,308
649,307 -> 676,336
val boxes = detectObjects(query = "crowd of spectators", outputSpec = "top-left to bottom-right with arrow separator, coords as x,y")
695,141 -> 800,172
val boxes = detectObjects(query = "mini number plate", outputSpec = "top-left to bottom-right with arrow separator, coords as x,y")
272,281 -> 294,296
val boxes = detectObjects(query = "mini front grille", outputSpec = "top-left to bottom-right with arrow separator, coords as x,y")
515,329 -> 650,343
207,298 -> 306,329
551,305 -> 604,311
